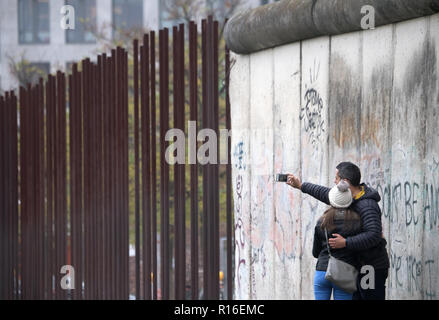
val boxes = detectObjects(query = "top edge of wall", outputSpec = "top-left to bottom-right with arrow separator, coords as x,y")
224,0 -> 439,55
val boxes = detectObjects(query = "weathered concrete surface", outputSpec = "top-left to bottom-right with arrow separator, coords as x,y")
224,0 -> 439,54
230,54 -> 251,299
273,42 -> 302,299
230,13 -> 439,299
248,49 -> 276,299
300,37 -> 330,300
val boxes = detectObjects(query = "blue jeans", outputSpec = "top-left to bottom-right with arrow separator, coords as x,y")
314,270 -> 353,300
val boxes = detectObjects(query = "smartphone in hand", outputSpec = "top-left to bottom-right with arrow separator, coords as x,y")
275,174 -> 288,182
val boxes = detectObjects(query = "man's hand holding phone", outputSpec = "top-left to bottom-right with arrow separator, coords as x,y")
286,173 -> 302,190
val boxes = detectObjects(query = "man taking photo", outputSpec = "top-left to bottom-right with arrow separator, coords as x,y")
287,162 -> 390,300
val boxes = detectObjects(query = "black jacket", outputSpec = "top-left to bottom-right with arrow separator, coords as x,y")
303,182 -> 390,270
313,210 -> 362,271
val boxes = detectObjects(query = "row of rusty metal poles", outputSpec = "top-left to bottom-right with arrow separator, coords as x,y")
0,17 -> 232,300
69,48 -> 130,300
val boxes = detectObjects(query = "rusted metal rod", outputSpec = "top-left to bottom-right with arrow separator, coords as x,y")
150,30 -> 158,301
189,20 -> 199,301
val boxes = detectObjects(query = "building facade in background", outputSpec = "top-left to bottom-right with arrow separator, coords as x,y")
0,0 -> 275,91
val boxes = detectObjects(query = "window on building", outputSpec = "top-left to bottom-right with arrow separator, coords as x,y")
65,0 -> 97,44
112,0 -> 144,39
31,62 -> 50,74
66,62 -> 74,74
18,0 -> 50,44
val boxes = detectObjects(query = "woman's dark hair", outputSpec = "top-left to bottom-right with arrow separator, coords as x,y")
336,162 -> 361,186
319,207 -> 361,232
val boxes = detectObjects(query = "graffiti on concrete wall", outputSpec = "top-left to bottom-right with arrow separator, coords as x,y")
360,149 -> 438,298
389,248 -> 437,299
299,57 -> 329,300
230,17 -> 439,299
249,130 -> 275,298
300,88 -> 325,147
250,247 -> 267,298
233,140 -> 248,296
300,61 -> 325,149
272,135 -> 301,262
234,188 -> 246,291
362,155 -> 387,188
233,141 -> 246,171
360,150 -> 438,299
370,156 -> 439,231
300,58 -> 327,160
377,180 -> 439,230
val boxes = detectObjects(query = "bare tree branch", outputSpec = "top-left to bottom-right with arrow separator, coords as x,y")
7,53 -> 47,88
84,21 -> 150,57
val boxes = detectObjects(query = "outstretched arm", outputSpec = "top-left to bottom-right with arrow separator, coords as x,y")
301,182 -> 331,206
286,174 -> 330,206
